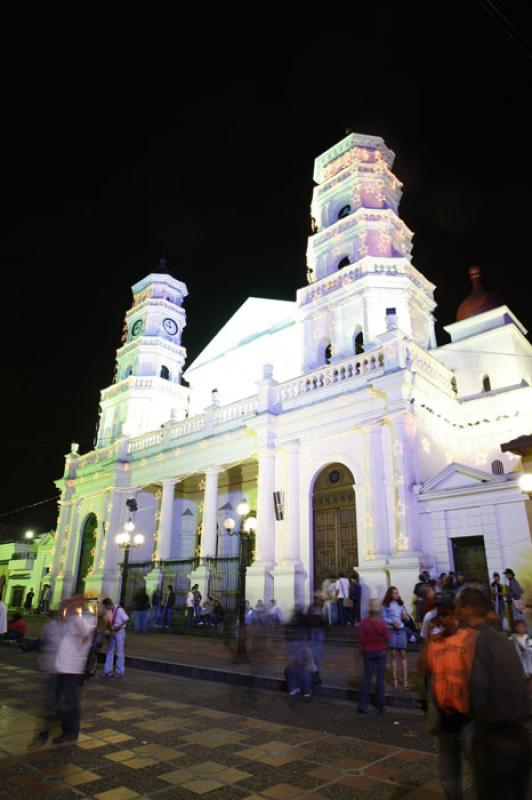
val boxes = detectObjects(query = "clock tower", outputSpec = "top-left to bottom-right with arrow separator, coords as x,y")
96,264 -> 190,447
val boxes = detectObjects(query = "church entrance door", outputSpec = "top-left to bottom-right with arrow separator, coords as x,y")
75,514 -> 98,595
312,463 -> 357,591
451,535 -> 489,587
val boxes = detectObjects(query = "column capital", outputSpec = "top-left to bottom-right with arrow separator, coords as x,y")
204,466 -> 222,478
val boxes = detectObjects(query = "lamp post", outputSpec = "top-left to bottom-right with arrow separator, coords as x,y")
115,520 -> 145,608
224,499 -> 257,662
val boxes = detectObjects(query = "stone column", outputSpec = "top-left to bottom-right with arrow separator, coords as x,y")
50,497 -> 75,607
247,450 -> 276,604
83,492 -> 111,599
158,479 -> 177,560
58,501 -> 83,599
189,467 -> 221,598
386,415 -> 421,604
200,467 -> 221,558
273,441 -> 306,614
100,489 -> 129,601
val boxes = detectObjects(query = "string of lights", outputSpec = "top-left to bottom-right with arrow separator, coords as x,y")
0,495 -> 60,519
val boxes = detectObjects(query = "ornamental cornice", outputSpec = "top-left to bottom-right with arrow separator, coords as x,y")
313,163 -> 403,200
117,337 -> 187,359
314,134 -> 395,183
126,298 -> 187,317
307,209 -> 413,253
102,375 -> 189,402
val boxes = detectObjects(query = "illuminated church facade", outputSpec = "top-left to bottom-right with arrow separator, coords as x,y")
49,132 -> 532,612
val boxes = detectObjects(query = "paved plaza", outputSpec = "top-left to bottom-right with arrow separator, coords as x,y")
0,644 -> 474,800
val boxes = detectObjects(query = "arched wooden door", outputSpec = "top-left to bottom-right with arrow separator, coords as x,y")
75,514 -> 97,594
313,463 -> 357,590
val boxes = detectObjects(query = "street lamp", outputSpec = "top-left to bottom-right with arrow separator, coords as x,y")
224,499 -> 257,662
519,473 -> 532,495
115,522 -> 145,608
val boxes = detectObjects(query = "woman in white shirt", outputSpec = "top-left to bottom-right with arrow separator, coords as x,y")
381,586 -> 410,690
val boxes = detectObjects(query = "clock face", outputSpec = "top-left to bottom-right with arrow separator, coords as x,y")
163,318 -> 178,336
131,319 -> 143,337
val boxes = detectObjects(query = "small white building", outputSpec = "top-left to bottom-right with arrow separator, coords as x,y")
48,132 -> 532,613
0,534 -> 55,609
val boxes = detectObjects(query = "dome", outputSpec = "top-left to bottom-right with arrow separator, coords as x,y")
456,266 -> 503,321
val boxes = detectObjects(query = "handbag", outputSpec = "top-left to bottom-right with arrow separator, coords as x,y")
404,613 -> 417,633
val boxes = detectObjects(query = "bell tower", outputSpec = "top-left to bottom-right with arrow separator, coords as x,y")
96,262 -> 190,446
298,132 -> 437,370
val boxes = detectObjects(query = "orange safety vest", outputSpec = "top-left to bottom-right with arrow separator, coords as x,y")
426,627 -> 478,715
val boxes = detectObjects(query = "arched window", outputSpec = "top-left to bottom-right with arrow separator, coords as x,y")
325,344 -> 332,365
482,374 -> 491,393
337,204 -> 351,220
354,331 -> 364,355
491,460 -> 504,475
160,365 -> 170,380
337,256 -> 350,270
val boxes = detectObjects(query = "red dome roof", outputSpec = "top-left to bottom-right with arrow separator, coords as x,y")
456,266 -> 503,322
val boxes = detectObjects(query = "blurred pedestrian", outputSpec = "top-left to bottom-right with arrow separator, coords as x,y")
53,595 -> 96,743
358,598 -> 390,713
457,587 -> 530,799
490,572 -> 504,629
308,592 -> 326,680
30,609 -> 63,746
133,585 -> 150,633
150,587 -> 162,628
335,572 -> 350,626
503,568 -> 525,623
0,597 -> 6,635
509,619 -> 532,687
350,570 -> 362,624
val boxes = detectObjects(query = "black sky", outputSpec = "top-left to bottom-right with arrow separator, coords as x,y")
2,4 -> 531,538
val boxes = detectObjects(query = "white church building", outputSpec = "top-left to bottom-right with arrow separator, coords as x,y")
49,131 -> 532,614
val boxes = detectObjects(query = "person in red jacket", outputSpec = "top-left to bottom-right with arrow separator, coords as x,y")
358,598 -> 391,713
4,613 -> 27,641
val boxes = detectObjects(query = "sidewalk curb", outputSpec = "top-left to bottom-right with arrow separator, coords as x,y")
119,653 -> 423,710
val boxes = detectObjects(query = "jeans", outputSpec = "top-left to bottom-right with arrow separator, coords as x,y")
56,673 -> 81,738
104,629 -> 126,676
285,666 -> 313,695
311,628 -> 324,670
149,606 -> 160,628
134,610 -> 148,633
161,607 -> 173,628
438,718 -> 473,800
360,651 -> 387,711
184,607 -> 194,629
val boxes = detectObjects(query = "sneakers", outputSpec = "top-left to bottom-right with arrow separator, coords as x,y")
289,688 -> 301,696
303,693 -> 312,698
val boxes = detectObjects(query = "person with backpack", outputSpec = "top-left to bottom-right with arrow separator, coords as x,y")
101,597 -> 129,678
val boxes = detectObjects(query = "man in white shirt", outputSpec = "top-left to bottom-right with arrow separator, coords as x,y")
184,585 -> 197,629
336,572 -> 350,626
102,597 -> 129,678
53,596 -> 96,743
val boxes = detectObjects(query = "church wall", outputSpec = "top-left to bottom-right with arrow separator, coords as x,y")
187,323 -> 300,414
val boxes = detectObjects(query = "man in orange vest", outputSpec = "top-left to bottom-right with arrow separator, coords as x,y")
421,593 -> 478,800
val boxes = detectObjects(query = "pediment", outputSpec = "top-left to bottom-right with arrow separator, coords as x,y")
420,463 -> 504,494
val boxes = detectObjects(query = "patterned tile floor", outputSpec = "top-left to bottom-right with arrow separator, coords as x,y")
0,647 -> 473,800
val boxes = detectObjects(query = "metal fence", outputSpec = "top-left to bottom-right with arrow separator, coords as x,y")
124,556 -> 240,614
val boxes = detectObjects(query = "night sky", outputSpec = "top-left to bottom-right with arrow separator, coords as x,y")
2,4 -> 531,538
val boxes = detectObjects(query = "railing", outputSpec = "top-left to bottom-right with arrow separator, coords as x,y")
276,348 -> 385,404
128,431 -> 164,454
214,396 -> 259,424
405,341 -> 456,397
77,441 -> 118,467
298,256 -> 410,307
